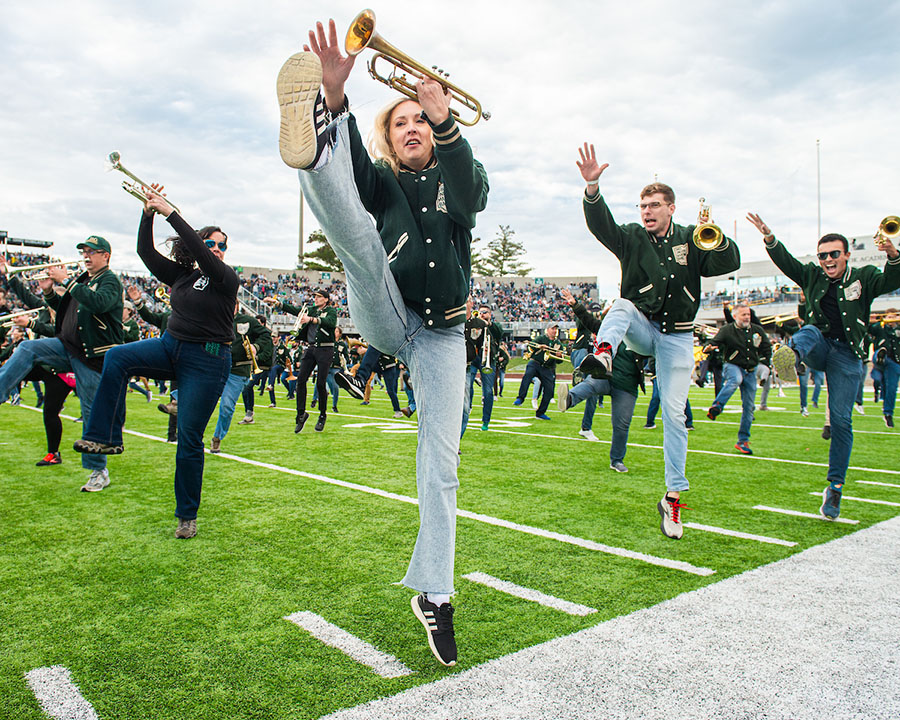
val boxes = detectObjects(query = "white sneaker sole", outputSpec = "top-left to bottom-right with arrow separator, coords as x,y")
276,52 -> 323,169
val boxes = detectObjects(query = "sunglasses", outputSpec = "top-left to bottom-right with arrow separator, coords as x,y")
205,240 -> 227,251
817,250 -> 843,260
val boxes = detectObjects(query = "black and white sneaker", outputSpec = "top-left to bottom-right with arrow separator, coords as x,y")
411,594 -> 457,666
335,371 -> 366,400
276,52 -> 335,170
295,411 -> 310,434
579,345 -> 613,379
314,414 -> 326,432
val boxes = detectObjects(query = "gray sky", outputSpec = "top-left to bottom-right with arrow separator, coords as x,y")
2,0 -> 899,296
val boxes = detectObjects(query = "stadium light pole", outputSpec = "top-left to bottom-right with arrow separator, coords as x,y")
298,190 -> 305,269
816,139 -> 821,238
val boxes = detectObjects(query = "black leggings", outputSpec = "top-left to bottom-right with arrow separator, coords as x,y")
25,367 -> 72,454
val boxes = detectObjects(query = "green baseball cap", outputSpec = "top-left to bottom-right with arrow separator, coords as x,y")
77,236 -> 111,254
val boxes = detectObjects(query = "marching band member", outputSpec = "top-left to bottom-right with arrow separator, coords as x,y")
74,190 -> 238,539
747,213 -> 900,519
461,301 -> 501,434
512,324 -> 565,420
275,19 -> 488,666
575,144 -> 740,539
868,313 -> 899,427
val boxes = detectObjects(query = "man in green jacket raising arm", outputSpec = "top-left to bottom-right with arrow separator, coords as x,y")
747,213 -> 900,519
575,143 -> 740,539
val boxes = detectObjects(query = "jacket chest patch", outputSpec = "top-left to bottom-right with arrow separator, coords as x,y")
436,182 -> 447,214
193,276 -> 210,291
843,279 -> 861,301
672,243 -> 689,266
236,322 -> 250,336
468,327 -> 482,339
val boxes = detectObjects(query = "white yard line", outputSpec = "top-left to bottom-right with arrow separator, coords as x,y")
683,522 -> 797,547
857,480 -> 900,489
462,572 -> 596,616
24,666 -> 99,720
284,612 -> 413,678
753,505 -> 859,525
807,492 -> 900,508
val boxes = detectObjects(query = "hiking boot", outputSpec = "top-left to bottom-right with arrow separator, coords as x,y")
210,437 -> 221,454
772,344 -> 799,383
610,460 -> 628,473
238,412 -> 255,425
411,594 -> 457,667
73,439 -> 124,455
336,371 -> 366,400
36,452 -> 62,466
158,401 -> 178,416
579,344 -> 613,379
175,517 -> 197,539
276,52 -> 336,170
295,411 -> 310,433
315,415 -> 326,432
820,483 -> 843,520
80,468 -> 110,492
735,441 -> 753,455
658,493 -> 688,539
557,383 -> 571,412
578,429 -> 599,441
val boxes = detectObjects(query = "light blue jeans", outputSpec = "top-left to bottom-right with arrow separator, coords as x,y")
0,337 -> 105,470
298,119 -> 465,595
711,362 -> 757,442
597,298 -> 693,491
213,373 -> 253,440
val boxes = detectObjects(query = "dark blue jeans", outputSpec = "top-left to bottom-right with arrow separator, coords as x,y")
516,360 -> 555,416
82,332 -> 231,519
790,326 -> 863,484
646,378 -> 693,426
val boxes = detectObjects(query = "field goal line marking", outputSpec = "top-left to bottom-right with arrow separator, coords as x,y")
462,572 -> 597,616
284,611 -> 413,678
25,665 -> 99,720
807,492 -> 900,508
753,505 -> 859,525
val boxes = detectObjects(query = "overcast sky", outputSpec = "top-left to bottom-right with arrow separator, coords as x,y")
2,0 -> 899,296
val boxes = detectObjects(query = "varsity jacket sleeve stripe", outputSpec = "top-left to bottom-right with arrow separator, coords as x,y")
430,115 -> 489,230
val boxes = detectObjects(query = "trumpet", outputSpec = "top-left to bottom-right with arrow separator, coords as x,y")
5,259 -> 84,280
107,152 -> 180,214
692,198 -> 724,251
344,9 -> 490,127
154,286 -> 171,304
874,215 -> 900,249
0,308 -> 41,328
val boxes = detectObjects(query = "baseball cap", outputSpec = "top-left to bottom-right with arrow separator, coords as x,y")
77,236 -> 112,254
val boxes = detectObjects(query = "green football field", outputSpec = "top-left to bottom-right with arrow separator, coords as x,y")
2,376 -> 898,719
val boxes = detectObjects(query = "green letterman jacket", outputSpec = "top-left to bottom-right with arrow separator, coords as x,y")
231,313 -> 273,377
348,111 -> 489,329
868,322 -> 900,364
708,322 -> 772,370
278,301 -> 337,346
583,193 -> 741,333
44,268 -> 124,358
765,237 -> 900,360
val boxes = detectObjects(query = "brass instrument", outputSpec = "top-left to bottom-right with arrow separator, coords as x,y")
107,152 -> 181,214
5,259 -> 83,280
0,308 -> 41,328
481,325 -> 493,372
236,322 -> 261,375
526,340 -> 565,363
758,312 -> 800,326
154,286 -> 171,304
692,197 -> 724,251
344,9 -> 490,127
874,215 -> 900,249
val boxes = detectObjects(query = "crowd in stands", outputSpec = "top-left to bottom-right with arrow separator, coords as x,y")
241,272 -> 350,319
472,280 -> 599,322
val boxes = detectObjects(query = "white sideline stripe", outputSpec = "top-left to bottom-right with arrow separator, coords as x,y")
462,572 -> 597,616
807,492 -> 900,508
753,505 -> 859,525
25,665 -> 99,720
284,611 -> 413,678
683,522 -> 797,547
857,480 -> 900,489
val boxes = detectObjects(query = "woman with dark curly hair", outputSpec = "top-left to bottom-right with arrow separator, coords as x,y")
75,186 -> 238,539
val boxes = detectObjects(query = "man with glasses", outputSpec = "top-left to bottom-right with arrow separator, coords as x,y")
747,213 -> 900,519
575,143 -> 741,539
0,236 -> 124,491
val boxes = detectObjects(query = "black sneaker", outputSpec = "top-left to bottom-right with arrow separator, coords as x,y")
295,411 -> 310,434
73,439 -> 124,455
36,451 -> 62,466
822,424 -> 831,440
336,371 -> 366,400
885,414 -> 895,428
411,594 -> 457,667
276,52 -> 335,170
315,415 -> 326,432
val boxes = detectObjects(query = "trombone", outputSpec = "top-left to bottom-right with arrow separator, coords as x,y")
0,308 -> 41,328
107,152 -> 181,214
874,215 -> 900,249
344,9 -> 490,127
692,198 -> 724,250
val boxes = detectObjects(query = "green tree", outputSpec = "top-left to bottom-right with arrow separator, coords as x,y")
300,229 -> 344,272
469,236 -> 492,276
483,225 -> 531,277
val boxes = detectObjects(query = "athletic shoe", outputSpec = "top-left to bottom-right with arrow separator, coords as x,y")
531,397 -> 539,410
36,452 -> 62,466
512,398 -> 523,406
777,388 -> 786,398
481,422 -> 489,431
315,415 -> 326,432
74,416 -> 83,423
73,439 -> 124,455
276,52 -> 336,170
610,460 -> 628,473
707,406 -> 721,420
686,424 -> 695,431
332,405 -> 339,414
885,414 -> 894,428
854,403 -> 865,415
147,390 -> 153,403
801,407 -> 809,417
735,441 -> 753,455
643,422 -> 656,429
336,371 -> 366,400
238,412 -> 255,425
401,407 -> 413,418
360,401 -> 370,406
771,345 -> 798,383
536,413 -> 551,420
36,397 -> 44,408
578,429 -> 599,441
411,594 -> 457,667
657,493 -> 688,539
210,437 -> 221,454
822,425 -> 831,440
10,393 -> 20,406
557,383 -> 571,412
758,404 -> 769,411
295,411 -> 310,433
80,468 -> 109,492
158,401 -> 178,416
175,518 -> 197,539
311,399 -> 318,409
812,401 -> 818,408
268,403 -> 276,408
393,411 -> 404,419
820,484 -> 842,520
579,345 -> 613,379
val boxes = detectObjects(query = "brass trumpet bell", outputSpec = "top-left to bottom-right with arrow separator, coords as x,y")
107,152 -> 180,214
693,197 -> 724,251
344,9 -> 490,126
877,215 -> 900,243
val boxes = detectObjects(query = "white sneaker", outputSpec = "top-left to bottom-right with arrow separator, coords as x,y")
578,428 -> 599,441
147,390 -> 153,403
801,407 -> 809,417
81,468 -> 110,492
855,404 -> 865,415
657,493 -> 686,539
393,411 -> 404,419
238,413 -> 255,425
531,397 -> 539,410
777,388 -> 786,398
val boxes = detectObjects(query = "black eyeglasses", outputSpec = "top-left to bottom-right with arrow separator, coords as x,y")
205,240 -> 227,251
817,250 -> 842,260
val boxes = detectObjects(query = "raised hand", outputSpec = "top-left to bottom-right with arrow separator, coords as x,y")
576,143 -> 609,184
144,183 -> 174,218
304,19 -> 356,113
126,285 -> 142,301
416,78 -> 451,125
560,288 -> 576,305
746,213 -> 773,238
